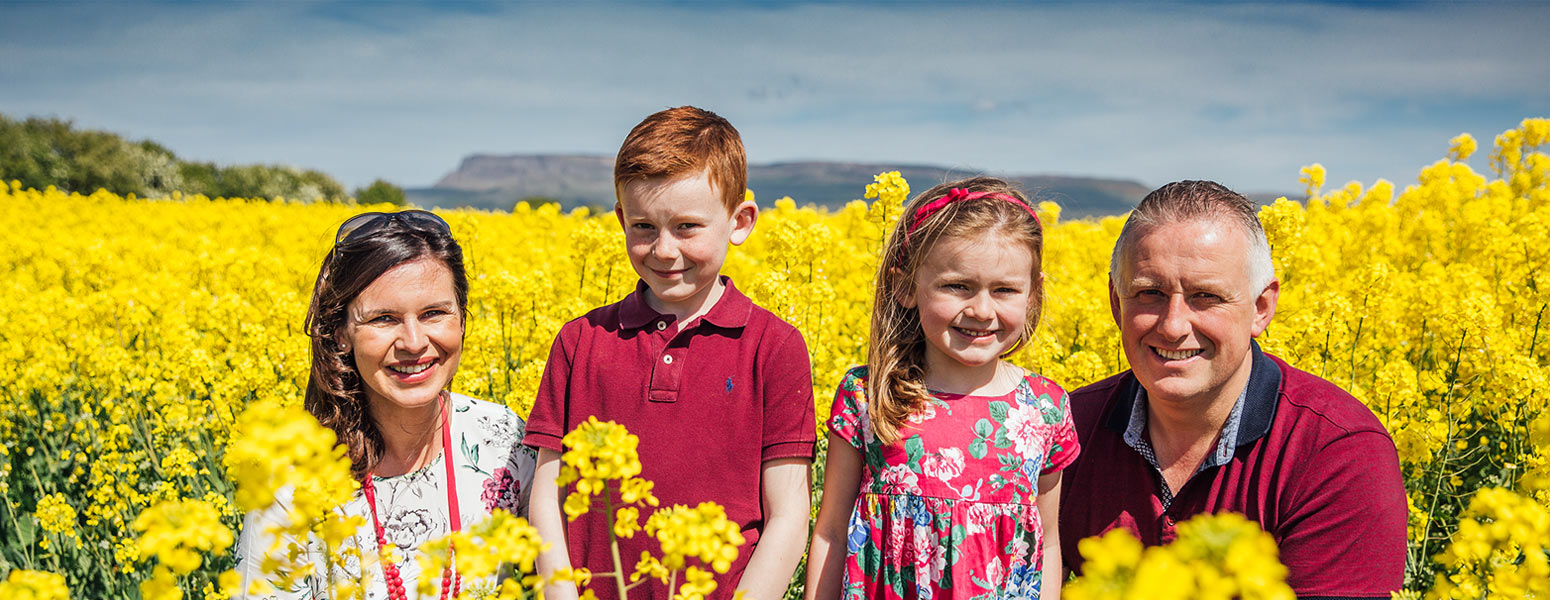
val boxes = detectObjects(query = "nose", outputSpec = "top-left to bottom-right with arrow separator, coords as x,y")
964,291 -> 995,322
1155,294 -> 1192,340
396,318 -> 430,355
650,232 -> 680,263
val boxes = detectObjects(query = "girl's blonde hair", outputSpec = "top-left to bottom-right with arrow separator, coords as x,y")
866,176 -> 1046,445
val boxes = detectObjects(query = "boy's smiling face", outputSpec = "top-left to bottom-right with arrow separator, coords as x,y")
616,170 -> 757,319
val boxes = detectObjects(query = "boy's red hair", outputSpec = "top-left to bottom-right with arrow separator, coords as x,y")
613,106 -> 748,213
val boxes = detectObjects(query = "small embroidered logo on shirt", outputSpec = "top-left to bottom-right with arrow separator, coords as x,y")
725,377 -> 735,393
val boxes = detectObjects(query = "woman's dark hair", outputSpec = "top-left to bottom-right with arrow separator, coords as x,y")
303,216 -> 469,481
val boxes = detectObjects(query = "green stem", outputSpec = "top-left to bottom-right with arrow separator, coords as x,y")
606,488 -> 628,600
1414,329 -> 1470,572
1528,303 -> 1545,357
2,492 -> 36,567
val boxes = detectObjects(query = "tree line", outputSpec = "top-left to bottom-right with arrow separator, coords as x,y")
0,113 -> 403,205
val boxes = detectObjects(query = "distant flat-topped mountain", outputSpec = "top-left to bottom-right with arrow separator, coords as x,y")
409,153 -> 1154,218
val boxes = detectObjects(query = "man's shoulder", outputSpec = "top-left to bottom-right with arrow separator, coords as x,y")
1069,370 -> 1133,428
1266,352 -> 1390,439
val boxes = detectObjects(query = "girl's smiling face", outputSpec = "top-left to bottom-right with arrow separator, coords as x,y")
902,233 -> 1036,390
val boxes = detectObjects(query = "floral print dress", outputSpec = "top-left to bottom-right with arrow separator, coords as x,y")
234,393 -> 539,600
829,367 -> 1079,600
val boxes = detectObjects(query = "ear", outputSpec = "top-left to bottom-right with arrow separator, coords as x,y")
1108,275 -> 1122,326
334,323 -> 354,353
614,202 -> 626,231
1250,279 -> 1279,337
891,267 -> 918,309
728,199 -> 758,246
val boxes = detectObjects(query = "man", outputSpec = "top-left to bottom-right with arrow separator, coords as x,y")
1059,181 -> 1407,597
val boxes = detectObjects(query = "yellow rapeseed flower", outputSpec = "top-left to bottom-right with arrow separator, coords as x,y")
132,498 -> 234,575
34,493 -> 78,541
1066,513 -> 1293,600
0,570 -> 70,600
1299,163 -> 1326,197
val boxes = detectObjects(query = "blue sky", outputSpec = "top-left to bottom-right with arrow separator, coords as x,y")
2,1 -> 1546,195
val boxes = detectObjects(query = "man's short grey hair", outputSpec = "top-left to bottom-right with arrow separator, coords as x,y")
1109,180 -> 1275,292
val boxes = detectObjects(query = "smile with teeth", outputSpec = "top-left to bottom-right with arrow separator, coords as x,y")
387,361 -> 435,375
1153,347 -> 1203,360
953,326 -> 997,338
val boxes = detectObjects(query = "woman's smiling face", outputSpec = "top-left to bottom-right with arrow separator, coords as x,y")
344,257 -> 464,413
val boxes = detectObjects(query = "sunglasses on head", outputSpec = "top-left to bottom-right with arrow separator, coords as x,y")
334,210 -> 450,244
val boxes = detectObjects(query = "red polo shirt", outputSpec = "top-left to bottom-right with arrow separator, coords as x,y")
1058,343 -> 1407,599
524,277 -> 816,600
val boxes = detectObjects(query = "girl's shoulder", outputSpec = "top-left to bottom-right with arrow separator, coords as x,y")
1005,365 -> 1068,397
840,365 -> 870,388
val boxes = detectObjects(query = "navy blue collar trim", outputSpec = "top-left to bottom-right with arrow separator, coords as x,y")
1103,340 -> 1282,448
1235,340 -> 1281,447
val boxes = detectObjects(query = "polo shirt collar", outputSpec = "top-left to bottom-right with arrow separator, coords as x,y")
617,276 -> 753,331
1105,340 -> 1282,450
1236,340 -> 1281,447
1123,380 -> 1246,472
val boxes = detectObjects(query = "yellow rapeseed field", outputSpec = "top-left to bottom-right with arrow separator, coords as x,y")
1,119 -> 1548,599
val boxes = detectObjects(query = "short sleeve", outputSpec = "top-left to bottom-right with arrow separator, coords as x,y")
826,366 -> 869,451
1040,386 -> 1081,475
759,327 -> 817,461
522,323 -> 575,453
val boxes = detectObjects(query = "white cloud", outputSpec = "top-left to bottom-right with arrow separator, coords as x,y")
1,1 -> 1544,192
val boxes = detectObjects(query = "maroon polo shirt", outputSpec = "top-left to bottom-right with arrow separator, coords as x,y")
1059,343 -> 1407,599
524,277 -> 816,600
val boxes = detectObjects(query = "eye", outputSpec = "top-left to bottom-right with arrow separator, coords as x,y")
1134,289 -> 1165,303
369,314 -> 397,324
632,222 -> 656,232
994,286 -> 1022,295
943,283 -> 969,292
676,222 -> 702,232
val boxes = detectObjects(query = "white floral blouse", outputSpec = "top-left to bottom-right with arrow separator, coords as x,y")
234,393 -> 539,599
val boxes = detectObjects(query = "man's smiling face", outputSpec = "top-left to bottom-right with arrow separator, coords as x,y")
1109,217 -> 1277,407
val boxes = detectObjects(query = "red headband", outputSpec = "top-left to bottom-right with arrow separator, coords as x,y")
905,187 -> 1041,241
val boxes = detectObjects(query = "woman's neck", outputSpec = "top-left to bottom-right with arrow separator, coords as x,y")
369,394 -> 447,478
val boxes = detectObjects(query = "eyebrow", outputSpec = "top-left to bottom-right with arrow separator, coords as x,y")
352,301 -> 458,320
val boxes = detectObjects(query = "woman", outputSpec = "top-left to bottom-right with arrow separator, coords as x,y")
236,210 -> 538,599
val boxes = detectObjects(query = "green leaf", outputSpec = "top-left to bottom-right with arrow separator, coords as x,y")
969,438 -> 988,460
973,418 -> 994,439
904,435 -> 925,469
994,427 -> 1013,449
988,400 -> 1010,422
998,453 -> 1021,471
17,516 -> 36,548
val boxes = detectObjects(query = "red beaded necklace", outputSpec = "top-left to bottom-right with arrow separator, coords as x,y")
362,396 -> 462,600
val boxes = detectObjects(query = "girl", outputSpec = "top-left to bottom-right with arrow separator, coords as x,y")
806,177 -> 1079,600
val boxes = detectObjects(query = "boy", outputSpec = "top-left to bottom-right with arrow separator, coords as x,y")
525,106 -> 815,600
